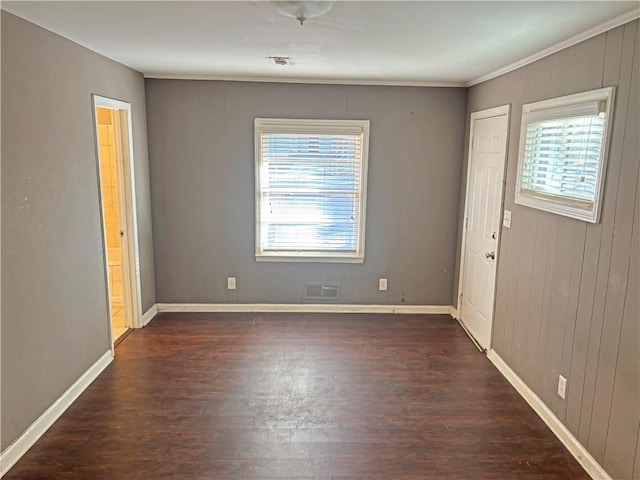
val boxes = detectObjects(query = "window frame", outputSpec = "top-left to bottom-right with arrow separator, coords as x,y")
254,118 -> 370,263
514,86 -> 615,223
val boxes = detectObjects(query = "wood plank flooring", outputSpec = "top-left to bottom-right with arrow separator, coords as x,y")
6,313 -> 589,479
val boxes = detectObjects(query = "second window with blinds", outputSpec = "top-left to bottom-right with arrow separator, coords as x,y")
515,87 -> 615,223
255,118 -> 370,262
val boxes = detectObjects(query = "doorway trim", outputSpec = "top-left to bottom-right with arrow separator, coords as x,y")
92,94 -> 142,350
457,104 -> 511,350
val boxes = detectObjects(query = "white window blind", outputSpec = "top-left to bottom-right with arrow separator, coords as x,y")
255,119 -> 370,262
515,87 -> 615,223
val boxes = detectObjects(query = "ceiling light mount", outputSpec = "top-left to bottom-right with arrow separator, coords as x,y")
270,1 -> 336,25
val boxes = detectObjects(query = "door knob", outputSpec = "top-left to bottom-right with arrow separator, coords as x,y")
485,251 -> 496,260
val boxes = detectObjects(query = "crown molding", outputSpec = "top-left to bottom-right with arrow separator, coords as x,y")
142,73 -> 465,88
466,9 -> 640,87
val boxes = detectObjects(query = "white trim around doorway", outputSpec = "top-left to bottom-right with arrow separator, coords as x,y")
456,104 -> 511,350
92,95 -> 143,351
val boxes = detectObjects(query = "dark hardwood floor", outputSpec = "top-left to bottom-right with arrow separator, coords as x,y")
6,313 -> 588,479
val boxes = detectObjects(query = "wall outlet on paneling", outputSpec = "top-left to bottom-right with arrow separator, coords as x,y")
503,210 -> 512,228
557,375 -> 567,399
379,278 -> 388,291
227,277 -> 236,290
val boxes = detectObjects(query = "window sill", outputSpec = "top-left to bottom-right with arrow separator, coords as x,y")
255,254 -> 364,264
515,192 -> 597,223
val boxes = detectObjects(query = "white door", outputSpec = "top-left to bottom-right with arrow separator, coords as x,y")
459,106 -> 510,350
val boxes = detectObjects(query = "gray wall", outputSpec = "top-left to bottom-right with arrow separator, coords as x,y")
146,80 -> 467,305
1,12 -> 155,449
462,20 -> 639,479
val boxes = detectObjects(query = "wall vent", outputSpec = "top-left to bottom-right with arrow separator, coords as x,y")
304,284 -> 340,301
268,56 -> 292,66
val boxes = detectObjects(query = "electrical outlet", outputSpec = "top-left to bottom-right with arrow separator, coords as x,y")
379,278 -> 388,291
227,277 -> 236,290
503,210 -> 512,228
558,375 -> 567,399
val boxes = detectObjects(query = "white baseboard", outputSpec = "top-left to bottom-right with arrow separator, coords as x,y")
487,350 -> 611,480
141,304 -> 158,326
155,303 -> 454,315
0,350 -> 113,477
449,306 -> 459,319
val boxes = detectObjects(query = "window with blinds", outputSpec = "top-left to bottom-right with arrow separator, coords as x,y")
255,118 -> 370,262
515,87 -> 615,223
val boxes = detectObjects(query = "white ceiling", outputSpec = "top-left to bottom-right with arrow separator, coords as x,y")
3,1 -> 639,86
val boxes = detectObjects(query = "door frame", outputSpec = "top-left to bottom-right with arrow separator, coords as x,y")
92,94 -> 142,350
457,104 -> 511,350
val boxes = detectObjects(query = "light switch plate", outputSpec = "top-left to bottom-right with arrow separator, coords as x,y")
503,210 -> 512,228
558,375 -> 567,399
227,277 -> 236,290
379,278 -> 388,291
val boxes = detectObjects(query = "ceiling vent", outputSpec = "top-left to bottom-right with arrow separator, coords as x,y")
304,284 -> 340,301
269,56 -> 292,66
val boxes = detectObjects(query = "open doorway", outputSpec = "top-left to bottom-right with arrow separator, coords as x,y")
93,95 -> 142,348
